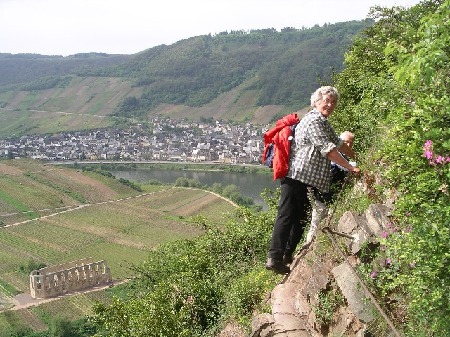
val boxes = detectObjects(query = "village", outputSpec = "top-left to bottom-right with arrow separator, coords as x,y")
0,118 -> 269,164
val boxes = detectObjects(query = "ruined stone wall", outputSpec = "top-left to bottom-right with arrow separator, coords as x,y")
29,258 -> 112,299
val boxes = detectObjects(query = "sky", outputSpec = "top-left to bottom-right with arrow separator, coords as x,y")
0,0 -> 423,57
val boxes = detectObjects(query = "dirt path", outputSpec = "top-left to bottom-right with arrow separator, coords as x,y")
1,189 -> 169,228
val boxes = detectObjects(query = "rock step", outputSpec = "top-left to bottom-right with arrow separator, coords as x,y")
251,203 -> 394,337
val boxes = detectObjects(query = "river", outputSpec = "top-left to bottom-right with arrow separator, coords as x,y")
109,168 -> 279,209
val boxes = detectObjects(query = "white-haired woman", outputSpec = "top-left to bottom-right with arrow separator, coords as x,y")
266,86 -> 360,274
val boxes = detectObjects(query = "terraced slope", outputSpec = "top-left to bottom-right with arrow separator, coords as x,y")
0,159 -> 237,334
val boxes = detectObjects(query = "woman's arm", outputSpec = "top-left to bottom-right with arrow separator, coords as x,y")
326,148 -> 360,173
338,142 -> 356,159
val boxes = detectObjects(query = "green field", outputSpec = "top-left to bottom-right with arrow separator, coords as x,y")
0,159 -> 237,334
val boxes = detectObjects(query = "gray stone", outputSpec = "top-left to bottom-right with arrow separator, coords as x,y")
251,313 -> 275,337
355,327 -> 366,337
337,211 -> 359,234
350,228 -> 370,254
332,263 -> 375,323
272,283 -> 300,315
364,204 -> 391,236
294,293 -> 310,316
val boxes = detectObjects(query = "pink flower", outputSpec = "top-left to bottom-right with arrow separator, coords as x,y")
423,150 -> 433,160
423,140 -> 450,166
409,262 -> 415,268
370,271 -> 378,279
380,231 -> 388,239
435,155 -> 445,164
385,258 -> 392,266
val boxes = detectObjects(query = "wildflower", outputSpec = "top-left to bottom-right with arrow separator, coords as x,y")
385,258 -> 392,266
370,271 -> 378,279
423,150 -> 433,160
380,231 -> 388,239
409,262 -> 415,269
405,211 -> 411,217
422,140 -> 450,166
435,155 -> 445,164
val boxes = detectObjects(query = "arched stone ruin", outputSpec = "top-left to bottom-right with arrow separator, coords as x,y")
29,258 -> 112,299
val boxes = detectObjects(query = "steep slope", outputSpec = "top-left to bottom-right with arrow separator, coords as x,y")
0,159 -> 141,226
251,203 -> 398,337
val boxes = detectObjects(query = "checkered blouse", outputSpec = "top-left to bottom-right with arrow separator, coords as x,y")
287,109 -> 343,193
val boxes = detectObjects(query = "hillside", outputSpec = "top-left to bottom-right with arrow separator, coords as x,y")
0,21 -> 371,137
0,158 -> 237,335
65,1 -> 448,337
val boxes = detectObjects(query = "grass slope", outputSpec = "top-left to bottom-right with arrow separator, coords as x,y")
0,76 -> 143,137
0,74 -> 287,137
0,159 -> 237,335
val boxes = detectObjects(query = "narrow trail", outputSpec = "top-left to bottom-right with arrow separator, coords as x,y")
1,187 -> 237,228
0,188 -> 170,228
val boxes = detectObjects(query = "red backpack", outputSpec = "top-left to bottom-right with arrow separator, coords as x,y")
262,113 -> 300,180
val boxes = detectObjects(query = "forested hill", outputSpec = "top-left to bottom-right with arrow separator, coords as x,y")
0,20 -> 371,128
0,53 -> 131,88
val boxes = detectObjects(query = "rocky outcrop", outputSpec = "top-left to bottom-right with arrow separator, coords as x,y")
251,203 -> 394,337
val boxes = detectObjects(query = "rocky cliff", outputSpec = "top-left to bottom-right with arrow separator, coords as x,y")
250,203 -> 400,337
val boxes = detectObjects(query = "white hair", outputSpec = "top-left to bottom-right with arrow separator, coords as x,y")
340,131 -> 354,142
310,86 -> 340,107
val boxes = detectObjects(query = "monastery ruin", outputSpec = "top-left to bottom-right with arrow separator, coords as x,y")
29,258 -> 112,299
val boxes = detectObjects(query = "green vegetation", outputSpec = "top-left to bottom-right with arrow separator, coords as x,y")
0,160 -> 237,336
0,21 -> 369,137
24,172 -> 87,203
0,189 -> 38,219
0,1 -> 448,335
86,1 -> 450,336
90,205 -> 280,337
332,0 -> 449,335
313,285 -> 345,327
113,22 -> 370,117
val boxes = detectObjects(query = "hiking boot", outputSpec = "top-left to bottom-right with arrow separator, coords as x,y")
265,258 -> 290,274
283,254 -> 293,265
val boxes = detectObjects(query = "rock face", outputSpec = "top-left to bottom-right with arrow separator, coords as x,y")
251,203 -> 394,337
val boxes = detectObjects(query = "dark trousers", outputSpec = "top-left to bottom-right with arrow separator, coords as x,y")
268,177 -> 311,261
